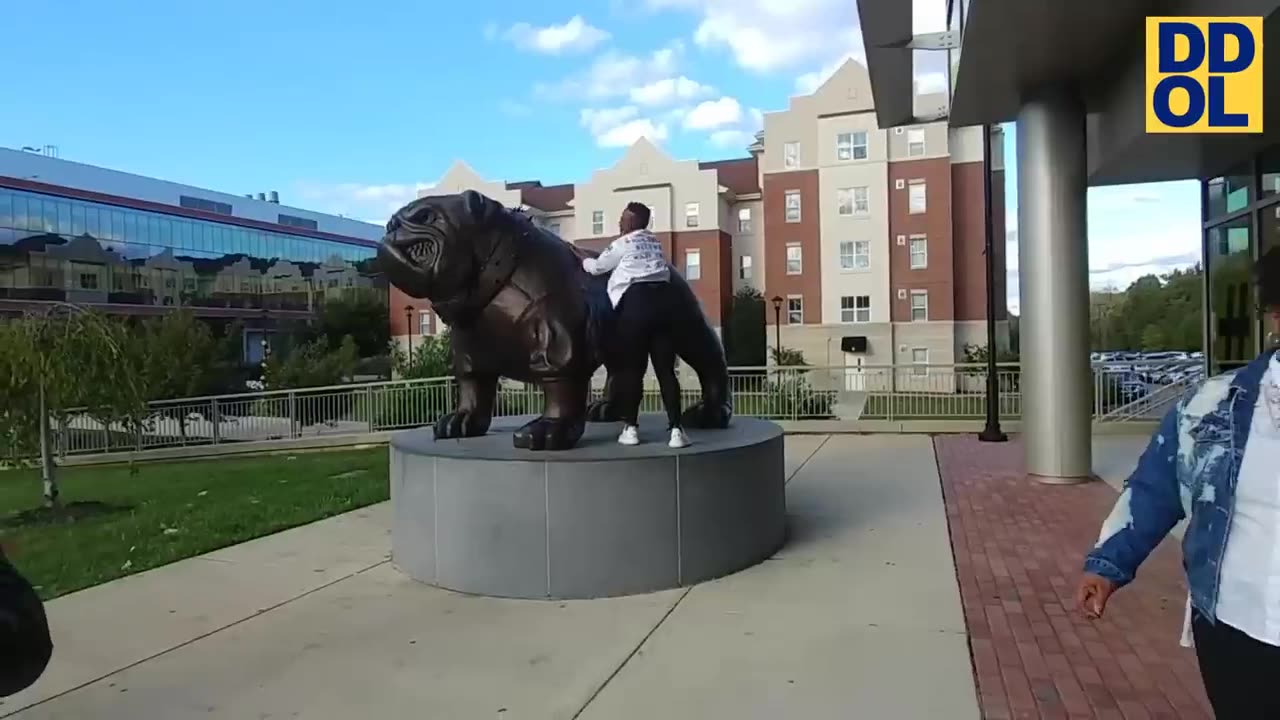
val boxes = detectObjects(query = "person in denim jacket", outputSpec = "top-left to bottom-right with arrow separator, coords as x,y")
0,546 -> 52,698
1077,248 -> 1280,718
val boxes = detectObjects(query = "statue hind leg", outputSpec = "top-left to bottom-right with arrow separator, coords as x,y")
676,325 -> 733,429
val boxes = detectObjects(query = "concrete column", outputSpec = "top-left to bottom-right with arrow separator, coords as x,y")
1017,88 -> 1092,483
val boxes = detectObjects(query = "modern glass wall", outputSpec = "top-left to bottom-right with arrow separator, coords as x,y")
1203,148 -> 1280,372
0,188 -> 381,314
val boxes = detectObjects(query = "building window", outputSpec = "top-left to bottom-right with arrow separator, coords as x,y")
784,190 -> 801,222
685,202 -> 700,228
685,249 -> 702,280
907,128 -> 926,157
837,131 -> 868,161
785,243 -> 803,275
179,195 -> 233,215
79,272 -> 98,290
784,141 -> 800,169
419,310 -> 434,336
278,214 -> 318,230
910,290 -> 929,321
837,188 -> 853,216
591,210 -> 605,235
909,235 -> 928,269
841,295 -> 871,323
838,187 -> 869,216
739,254 -> 753,280
787,296 -> 803,324
908,180 -> 927,214
839,240 -> 870,270
911,347 -> 929,375
738,207 -> 752,233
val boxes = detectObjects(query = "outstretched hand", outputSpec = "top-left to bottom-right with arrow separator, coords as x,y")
1075,573 -> 1118,619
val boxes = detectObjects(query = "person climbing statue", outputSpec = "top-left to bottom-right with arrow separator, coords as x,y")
582,202 -> 691,449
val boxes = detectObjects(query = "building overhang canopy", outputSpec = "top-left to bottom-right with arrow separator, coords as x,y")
857,0 -> 1280,185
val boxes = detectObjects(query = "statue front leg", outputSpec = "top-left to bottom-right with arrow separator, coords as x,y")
435,374 -> 498,439
513,376 -> 588,450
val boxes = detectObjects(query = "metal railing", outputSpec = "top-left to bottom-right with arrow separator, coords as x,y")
50,360 -> 1207,458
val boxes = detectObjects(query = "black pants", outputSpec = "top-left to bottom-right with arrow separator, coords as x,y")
613,281 -> 682,429
1192,611 -> 1280,718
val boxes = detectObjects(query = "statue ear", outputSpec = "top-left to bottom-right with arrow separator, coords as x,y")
459,190 -> 498,226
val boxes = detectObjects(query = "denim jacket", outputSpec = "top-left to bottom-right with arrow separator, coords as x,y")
1084,350 -> 1274,622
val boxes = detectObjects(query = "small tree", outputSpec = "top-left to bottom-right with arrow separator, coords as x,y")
0,306 -> 144,508
261,335 -> 361,429
313,291 -> 390,358
960,343 -> 1020,394
771,345 -> 809,367
960,343 -> 1019,365
725,288 -> 766,367
263,335 -> 360,390
392,329 -> 453,380
130,311 -> 233,440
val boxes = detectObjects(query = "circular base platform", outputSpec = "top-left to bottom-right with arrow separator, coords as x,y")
389,415 -> 786,599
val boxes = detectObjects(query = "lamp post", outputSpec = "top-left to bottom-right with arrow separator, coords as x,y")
404,305 -> 415,362
978,123 -> 1007,443
770,295 -> 783,364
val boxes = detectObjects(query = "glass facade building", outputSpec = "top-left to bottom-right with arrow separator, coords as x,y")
1203,146 -> 1280,373
0,182 -> 381,317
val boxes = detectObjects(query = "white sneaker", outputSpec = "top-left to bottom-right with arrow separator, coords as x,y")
668,428 -> 691,449
618,425 -> 640,446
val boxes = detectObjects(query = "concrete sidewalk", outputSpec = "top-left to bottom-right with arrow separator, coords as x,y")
3,435 -> 979,720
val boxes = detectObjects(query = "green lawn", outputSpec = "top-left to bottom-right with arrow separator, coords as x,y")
0,448 -> 388,600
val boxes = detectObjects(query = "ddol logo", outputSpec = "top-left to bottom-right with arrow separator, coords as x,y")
1146,17 -> 1263,134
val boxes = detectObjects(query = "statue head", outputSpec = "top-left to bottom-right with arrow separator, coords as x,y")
378,190 -> 506,300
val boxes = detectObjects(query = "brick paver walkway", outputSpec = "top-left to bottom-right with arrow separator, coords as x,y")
933,435 -> 1212,720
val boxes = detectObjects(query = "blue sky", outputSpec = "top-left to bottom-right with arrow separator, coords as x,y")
3,0 -> 1201,311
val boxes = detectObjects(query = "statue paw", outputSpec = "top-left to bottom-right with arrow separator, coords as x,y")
513,416 -> 585,451
434,410 -> 492,439
681,401 -> 733,430
586,398 -> 622,423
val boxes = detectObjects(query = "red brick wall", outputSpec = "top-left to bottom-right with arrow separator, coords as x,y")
762,170 -> 821,324
888,157 -> 955,322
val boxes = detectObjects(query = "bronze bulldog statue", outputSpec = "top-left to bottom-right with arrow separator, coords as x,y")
378,190 -> 733,451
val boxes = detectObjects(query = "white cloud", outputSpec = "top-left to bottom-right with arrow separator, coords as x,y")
581,106 -> 640,135
535,43 -> 684,101
698,104 -> 761,150
646,0 -> 858,73
708,129 -> 754,148
293,181 -> 432,223
599,119 -> 670,147
683,97 -> 743,130
580,106 -> 669,147
499,16 -> 611,54
630,76 -> 713,106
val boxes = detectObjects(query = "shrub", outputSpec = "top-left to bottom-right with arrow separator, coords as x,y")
393,330 -> 452,379
260,336 -> 360,429
360,382 -> 455,431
